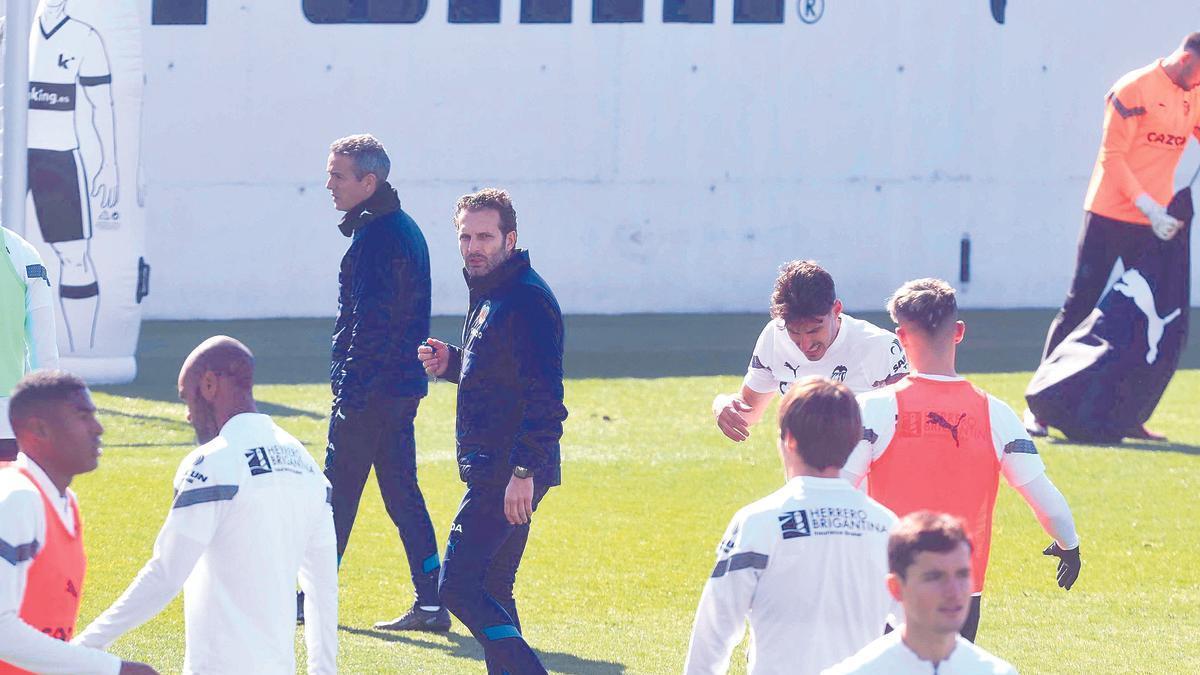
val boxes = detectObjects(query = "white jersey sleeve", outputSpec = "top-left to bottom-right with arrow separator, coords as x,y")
987,395 -> 1046,488
684,508 -> 772,674
0,474 -> 119,675
865,334 -> 908,389
6,229 -> 58,371
299,481 -> 338,675
76,446 -> 241,649
742,322 -> 781,394
842,391 -> 899,486
78,27 -> 111,83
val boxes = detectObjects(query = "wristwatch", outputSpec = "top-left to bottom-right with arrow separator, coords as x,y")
512,466 -> 534,479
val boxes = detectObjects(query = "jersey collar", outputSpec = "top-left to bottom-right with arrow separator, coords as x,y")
907,371 -> 965,383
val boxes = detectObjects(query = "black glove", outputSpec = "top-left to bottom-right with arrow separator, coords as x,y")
1042,542 -> 1081,590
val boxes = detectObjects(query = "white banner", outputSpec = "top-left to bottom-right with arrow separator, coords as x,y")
23,0 -> 144,383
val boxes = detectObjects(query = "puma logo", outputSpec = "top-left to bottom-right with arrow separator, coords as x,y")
1111,268 -> 1182,364
783,362 -> 801,378
926,412 -> 967,446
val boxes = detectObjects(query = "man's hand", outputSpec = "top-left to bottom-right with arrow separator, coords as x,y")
1042,542 -> 1081,590
91,163 -> 120,209
713,394 -> 754,442
119,661 -> 160,675
417,338 -> 449,378
504,474 -> 534,525
1135,193 -> 1182,241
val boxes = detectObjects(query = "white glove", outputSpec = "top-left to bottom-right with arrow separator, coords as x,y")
1134,193 -> 1182,241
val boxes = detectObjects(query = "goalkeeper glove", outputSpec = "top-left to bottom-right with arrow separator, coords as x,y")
1042,541 -> 1081,591
1135,193 -> 1182,241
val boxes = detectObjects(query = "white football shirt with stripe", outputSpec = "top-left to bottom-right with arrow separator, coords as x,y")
28,15 -> 112,152
0,228 -> 57,439
743,314 -> 908,396
75,413 -> 338,675
685,476 -> 899,675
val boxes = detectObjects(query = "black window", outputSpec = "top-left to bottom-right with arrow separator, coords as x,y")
152,0 -> 207,25
449,0 -> 501,23
663,0 -> 712,23
593,0 -> 642,23
303,0 -> 428,24
521,0 -> 571,23
732,0 -> 782,23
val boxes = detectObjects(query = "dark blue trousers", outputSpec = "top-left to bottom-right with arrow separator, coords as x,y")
324,396 -> 440,605
440,481 -> 550,675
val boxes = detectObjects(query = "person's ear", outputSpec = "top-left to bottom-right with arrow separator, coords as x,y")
831,299 -> 843,317
363,172 -> 378,194
953,320 -> 966,345
200,370 -> 219,402
886,572 -> 903,602
505,230 -> 517,253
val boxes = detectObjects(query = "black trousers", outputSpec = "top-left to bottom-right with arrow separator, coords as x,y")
324,396 -> 440,606
439,481 -> 550,675
1042,211 -> 1161,360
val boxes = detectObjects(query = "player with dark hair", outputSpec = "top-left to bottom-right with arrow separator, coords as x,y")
1028,32 -> 1200,440
419,188 -> 566,675
823,512 -> 1017,674
844,279 -> 1081,642
76,337 -> 338,674
0,371 -> 156,674
686,377 -> 898,674
713,260 -> 908,442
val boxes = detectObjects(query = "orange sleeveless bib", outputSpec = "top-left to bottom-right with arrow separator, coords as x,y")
868,377 -> 998,593
0,468 -> 86,675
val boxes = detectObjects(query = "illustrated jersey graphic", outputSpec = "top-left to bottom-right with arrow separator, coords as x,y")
25,5 -> 120,355
28,15 -> 111,152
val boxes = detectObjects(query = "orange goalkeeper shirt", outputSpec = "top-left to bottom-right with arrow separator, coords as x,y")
1083,60 -> 1200,224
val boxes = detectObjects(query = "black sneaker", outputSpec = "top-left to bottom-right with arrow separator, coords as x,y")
373,604 -> 451,632
296,591 -> 305,625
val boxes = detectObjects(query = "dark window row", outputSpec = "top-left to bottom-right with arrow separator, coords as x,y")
151,0 -> 786,26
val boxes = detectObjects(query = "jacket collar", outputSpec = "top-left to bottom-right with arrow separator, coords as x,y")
337,182 -> 402,237
464,249 -> 531,297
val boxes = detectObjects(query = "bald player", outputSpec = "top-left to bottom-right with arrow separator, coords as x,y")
844,279 -> 1081,642
1029,32 -> 1200,440
0,371 -> 156,674
75,337 -> 338,675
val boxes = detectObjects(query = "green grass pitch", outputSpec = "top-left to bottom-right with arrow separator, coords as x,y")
72,314 -> 1200,674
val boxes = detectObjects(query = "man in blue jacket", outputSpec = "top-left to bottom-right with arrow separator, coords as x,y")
323,134 -> 446,631
419,188 -> 566,675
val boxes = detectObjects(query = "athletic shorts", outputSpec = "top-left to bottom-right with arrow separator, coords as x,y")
28,148 -> 91,244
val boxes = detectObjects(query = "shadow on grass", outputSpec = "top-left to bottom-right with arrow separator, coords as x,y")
338,625 -> 626,674
1046,437 -> 1200,456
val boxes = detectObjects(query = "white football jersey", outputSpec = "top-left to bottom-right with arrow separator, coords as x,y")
28,15 -> 111,152
685,477 -> 899,675
76,414 -> 338,675
822,631 -> 1018,674
743,314 -> 908,396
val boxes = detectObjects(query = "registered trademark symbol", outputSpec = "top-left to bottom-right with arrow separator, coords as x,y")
797,0 -> 823,23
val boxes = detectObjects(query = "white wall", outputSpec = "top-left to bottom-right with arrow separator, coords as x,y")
139,1 -> 1200,319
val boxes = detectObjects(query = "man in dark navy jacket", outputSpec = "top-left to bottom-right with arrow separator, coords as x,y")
322,134 -> 446,631
419,188 -> 566,675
